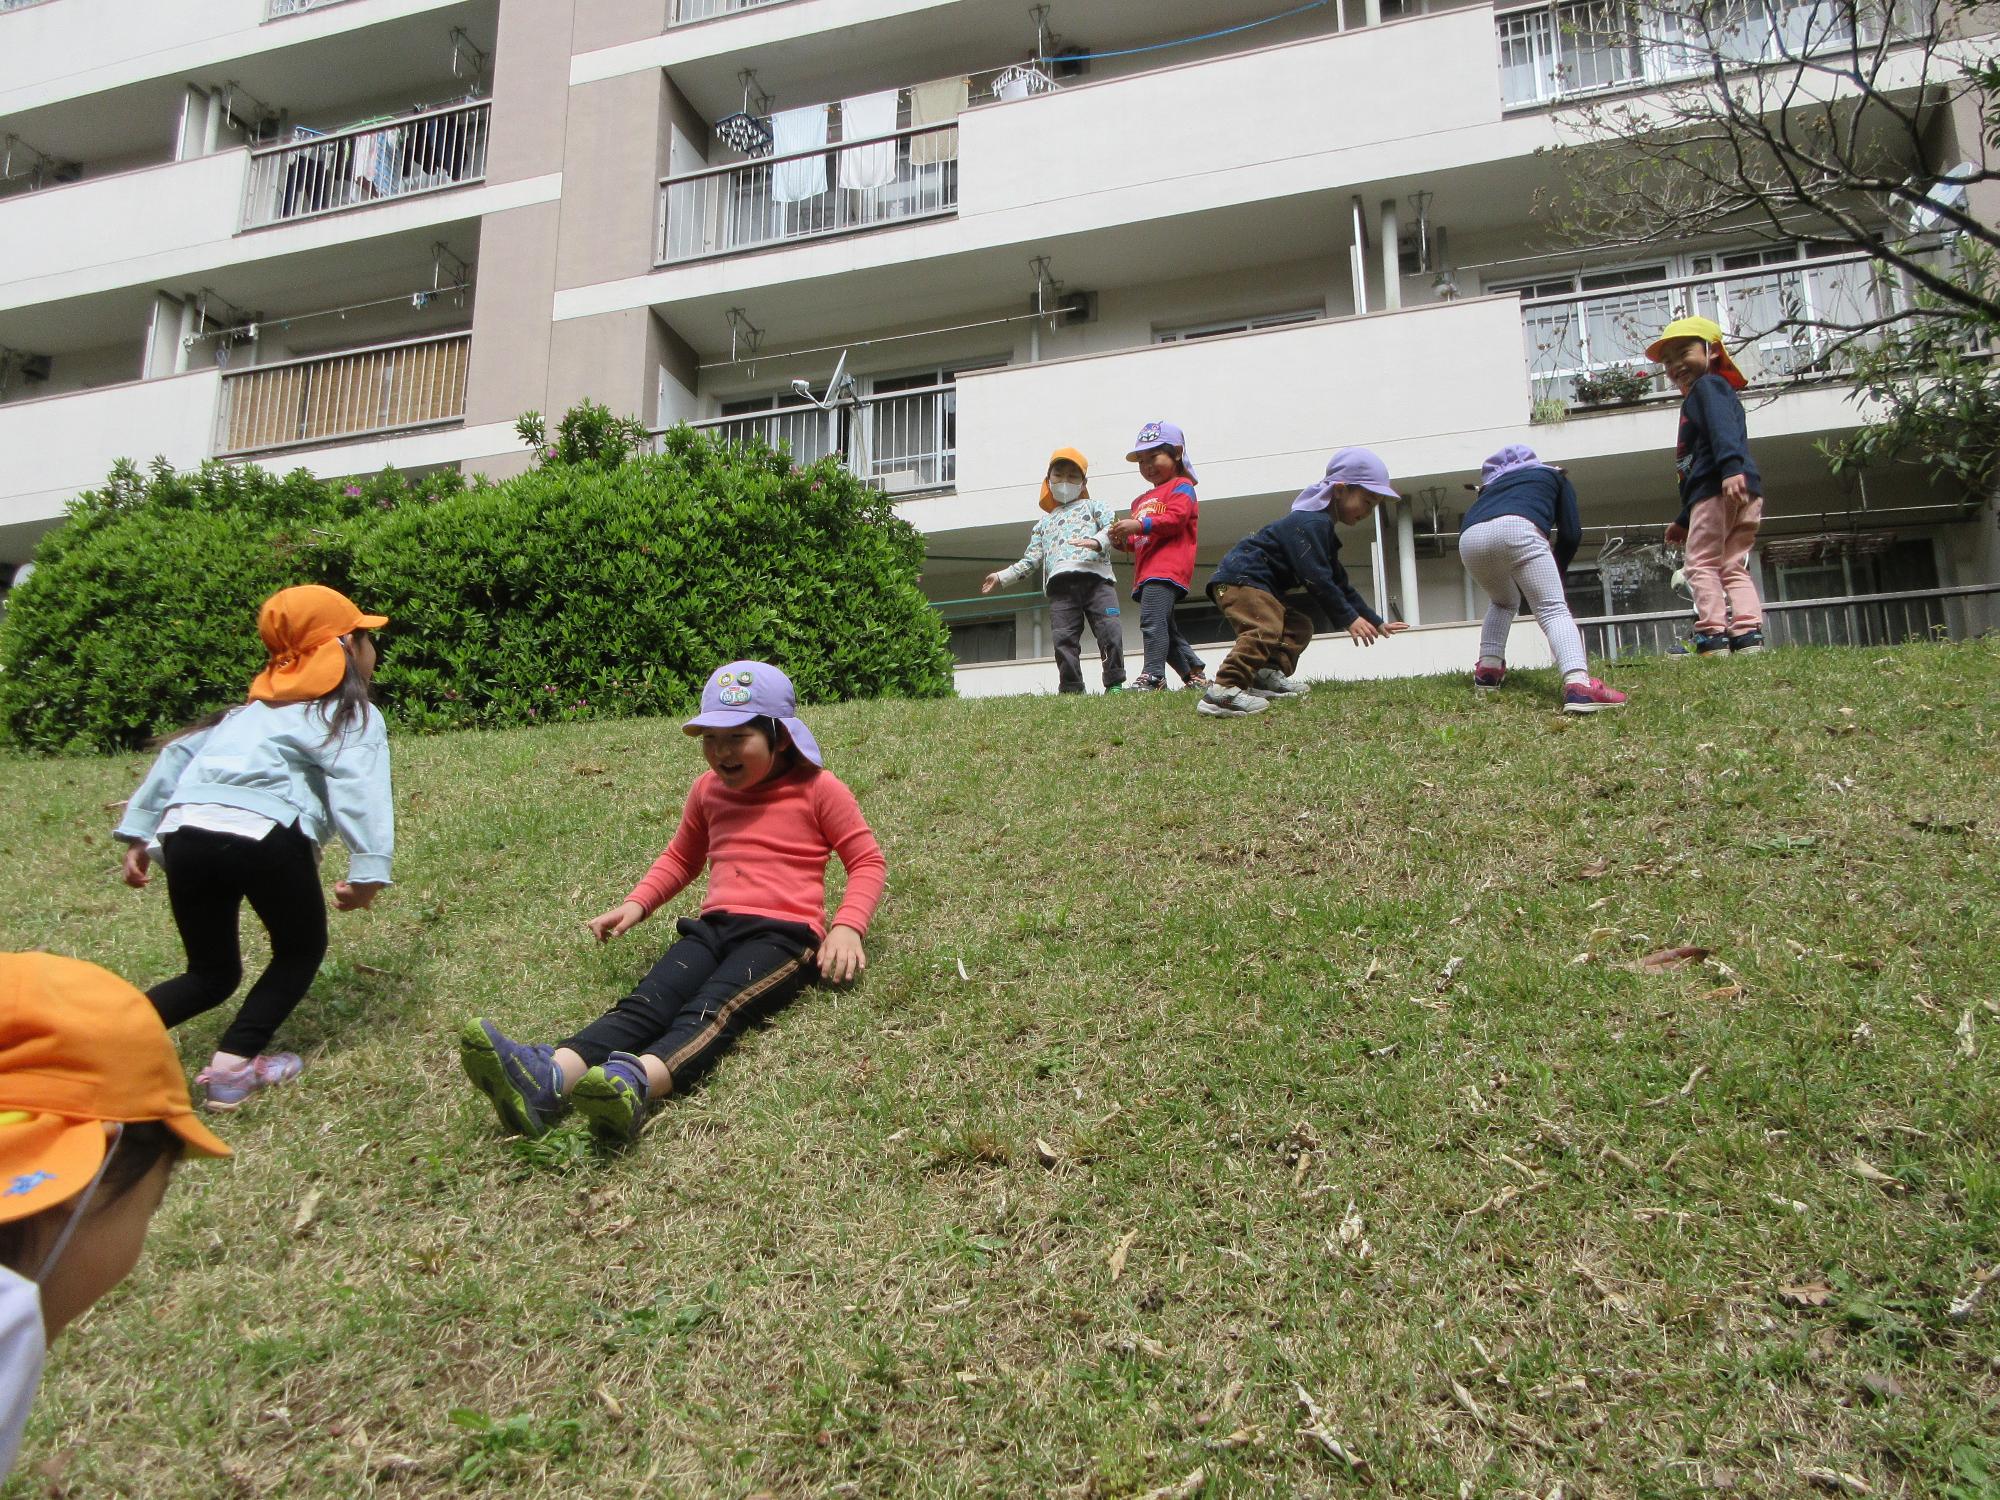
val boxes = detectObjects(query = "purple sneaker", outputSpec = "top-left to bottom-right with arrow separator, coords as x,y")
196,1052 -> 303,1112
571,1052 -> 654,1148
1473,663 -> 1506,692
459,1018 -> 568,1138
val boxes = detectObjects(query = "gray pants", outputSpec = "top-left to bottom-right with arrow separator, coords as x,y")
1459,515 -> 1587,677
1047,571 -> 1126,693
1137,579 -> 1205,684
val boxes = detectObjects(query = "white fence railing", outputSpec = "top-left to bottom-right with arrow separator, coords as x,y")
666,384 -> 958,494
241,100 -> 489,228
1496,0 -> 1915,108
215,331 -> 469,456
266,0 -> 356,16
657,122 -> 958,263
1519,251 -> 1917,404
1577,583 -> 1998,658
0,0 -> 59,11
669,0 -> 788,20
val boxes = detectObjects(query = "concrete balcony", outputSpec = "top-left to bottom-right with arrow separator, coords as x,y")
0,152 -> 247,291
214,330 -> 470,456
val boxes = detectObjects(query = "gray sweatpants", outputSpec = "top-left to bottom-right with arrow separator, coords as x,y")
1459,515 -> 1587,678
1047,571 -> 1127,693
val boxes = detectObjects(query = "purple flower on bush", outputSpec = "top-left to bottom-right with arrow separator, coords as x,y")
343,484 -> 362,497
544,446 -> 558,460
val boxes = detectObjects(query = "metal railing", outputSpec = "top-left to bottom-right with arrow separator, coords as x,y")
0,0 -> 60,11
1577,583 -> 1998,659
657,122 -> 958,263
267,0 -> 357,15
669,0 -> 788,20
215,331 -> 470,456
666,383 -> 958,494
1496,0 -> 1915,108
241,99 -> 489,229
1519,251 -> 1913,405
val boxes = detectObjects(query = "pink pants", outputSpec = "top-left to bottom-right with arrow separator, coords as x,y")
1685,491 -> 1765,636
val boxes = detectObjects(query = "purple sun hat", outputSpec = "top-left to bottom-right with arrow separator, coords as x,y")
683,660 -> 822,767
1292,447 -> 1400,511
1125,420 -> 1197,485
1478,443 -> 1549,489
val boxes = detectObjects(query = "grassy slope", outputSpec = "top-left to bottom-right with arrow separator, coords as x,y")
0,643 -> 1996,1499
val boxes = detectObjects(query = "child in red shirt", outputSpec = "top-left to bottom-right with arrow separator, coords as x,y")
459,661 -> 886,1148
1109,420 -> 1208,691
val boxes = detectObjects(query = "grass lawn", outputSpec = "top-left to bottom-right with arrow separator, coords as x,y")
1,641 -> 1996,1499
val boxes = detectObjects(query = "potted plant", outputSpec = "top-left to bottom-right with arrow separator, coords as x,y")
1571,364 -> 1654,407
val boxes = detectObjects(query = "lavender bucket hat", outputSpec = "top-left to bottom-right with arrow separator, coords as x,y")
1292,447 -> 1401,512
683,660 -> 823,767
1125,420 -> 1197,484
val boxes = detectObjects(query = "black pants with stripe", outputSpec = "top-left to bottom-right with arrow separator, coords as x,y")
560,912 -> 817,1092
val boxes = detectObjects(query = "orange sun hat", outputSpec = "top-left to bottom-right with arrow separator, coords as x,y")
1038,446 -> 1091,512
247,585 -> 388,705
0,953 -> 230,1225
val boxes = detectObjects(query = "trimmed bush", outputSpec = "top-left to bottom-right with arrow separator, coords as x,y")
0,420 -> 954,751
351,428 -> 954,732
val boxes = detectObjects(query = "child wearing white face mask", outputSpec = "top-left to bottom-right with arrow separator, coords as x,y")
981,447 -> 1128,693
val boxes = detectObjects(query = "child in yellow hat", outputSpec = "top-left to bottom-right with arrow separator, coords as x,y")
114,585 -> 395,1110
981,448 -> 1128,693
0,952 -> 230,1480
1646,316 -> 1767,657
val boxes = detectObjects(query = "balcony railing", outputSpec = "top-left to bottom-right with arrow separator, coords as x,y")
1496,0 -> 1914,108
241,99 -> 489,229
657,123 -> 958,263
669,0 -> 788,20
215,331 -> 469,456
668,384 -> 958,494
267,0 -> 357,15
0,0 -> 60,11
1518,251 -> 1917,404
1578,583 -> 1998,659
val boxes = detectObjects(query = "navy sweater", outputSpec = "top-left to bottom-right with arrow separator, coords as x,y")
1209,509 -> 1383,629
1674,372 -> 1763,527
1461,466 -> 1583,572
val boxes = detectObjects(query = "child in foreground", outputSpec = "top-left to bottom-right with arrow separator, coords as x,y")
460,661 -> 886,1148
1647,315 -> 1767,656
1,952 -> 231,1481
116,585 -> 395,1111
1459,443 -> 1627,713
1199,448 -> 1409,717
1109,420 -> 1208,691
982,447 -> 1127,693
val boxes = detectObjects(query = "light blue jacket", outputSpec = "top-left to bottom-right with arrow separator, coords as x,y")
115,700 -> 395,885
995,496 -> 1119,592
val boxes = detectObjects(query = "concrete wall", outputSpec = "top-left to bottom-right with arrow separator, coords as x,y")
0,152 -> 246,295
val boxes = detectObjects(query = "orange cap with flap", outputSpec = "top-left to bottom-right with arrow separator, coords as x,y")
247,585 -> 389,704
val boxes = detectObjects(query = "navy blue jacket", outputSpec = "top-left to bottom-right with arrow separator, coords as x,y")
1209,508 -> 1383,629
1462,465 -> 1583,572
1674,372 -> 1762,527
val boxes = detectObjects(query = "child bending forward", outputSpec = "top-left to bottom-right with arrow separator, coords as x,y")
461,661 -> 886,1147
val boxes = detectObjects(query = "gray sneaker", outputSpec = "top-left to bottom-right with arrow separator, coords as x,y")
1197,683 -> 1270,717
1249,667 -> 1311,698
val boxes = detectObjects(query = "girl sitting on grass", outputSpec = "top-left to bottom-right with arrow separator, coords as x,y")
116,585 -> 395,1111
460,660 -> 886,1149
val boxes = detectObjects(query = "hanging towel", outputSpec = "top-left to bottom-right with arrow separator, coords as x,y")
908,77 -> 968,167
837,90 -> 899,190
769,104 -> 828,204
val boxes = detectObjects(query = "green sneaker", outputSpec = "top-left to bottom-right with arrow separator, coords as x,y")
459,1018 -> 567,1139
572,1053 -> 654,1148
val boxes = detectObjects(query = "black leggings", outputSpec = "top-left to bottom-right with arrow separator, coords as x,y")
560,912 -> 817,1093
150,824 -> 327,1057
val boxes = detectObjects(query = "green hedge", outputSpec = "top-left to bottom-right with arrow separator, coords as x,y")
0,420 -> 954,752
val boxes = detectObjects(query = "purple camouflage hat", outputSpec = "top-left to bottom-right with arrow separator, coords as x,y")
683,660 -> 823,767
1125,420 -> 1197,485
1291,447 -> 1400,511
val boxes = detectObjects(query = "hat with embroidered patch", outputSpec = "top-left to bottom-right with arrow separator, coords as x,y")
0,953 -> 229,1225
247,585 -> 388,705
1125,421 -> 1197,485
1038,447 -> 1091,512
1645,315 -> 1747,390
683,661 -> 823,768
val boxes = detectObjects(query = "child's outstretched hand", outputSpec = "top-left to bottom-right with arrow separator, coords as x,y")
1382,621 -> 1410,635
1664,522 -> 1687,545
121,841 -> 151,889
1348,619 -> 1382,646
334,881 -> 385,912
979,572 -> 1004,595
817,924 -> 866,984
587,900 -> 645,943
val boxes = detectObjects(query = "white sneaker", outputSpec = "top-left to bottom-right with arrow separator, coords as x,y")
1197,684 -> 1270,717
1249,668 -> 1311,698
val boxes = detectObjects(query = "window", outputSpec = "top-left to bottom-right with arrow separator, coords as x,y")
1153,307 -> 1323,344
862,361 -> 1003,493
1496,263 -> 1671,401
948,618 -> 1016,664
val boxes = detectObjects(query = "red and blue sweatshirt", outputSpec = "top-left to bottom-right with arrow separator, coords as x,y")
1115,476 -> 1199,598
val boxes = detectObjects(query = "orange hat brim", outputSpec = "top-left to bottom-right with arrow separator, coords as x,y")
0,1112 -> 109,1223
248,636 -> 352,705
1039,448 -> 1091,512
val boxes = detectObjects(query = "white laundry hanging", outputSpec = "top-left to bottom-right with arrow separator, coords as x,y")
837,90 -> 899,190
769,104 -> 828,204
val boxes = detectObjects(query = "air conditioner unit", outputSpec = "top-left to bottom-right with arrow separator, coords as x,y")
18,354 -> 52,383
874,469 -> 923,494
1049,45 -> 1090,80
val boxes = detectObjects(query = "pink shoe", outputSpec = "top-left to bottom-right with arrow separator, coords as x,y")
196,1053 -> 304,1112
1473,663 -> 1506,692
1562,678 -> 1628,714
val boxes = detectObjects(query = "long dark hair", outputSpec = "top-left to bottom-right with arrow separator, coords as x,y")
152,629 -> 374,749
0,1121 -> 184,1272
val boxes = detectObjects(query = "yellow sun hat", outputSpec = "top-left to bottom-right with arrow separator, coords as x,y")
1645,315 -> 1747,390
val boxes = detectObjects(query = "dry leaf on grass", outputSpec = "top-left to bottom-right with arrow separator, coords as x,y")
1640,1064 -> 1709,1107
1948,1264 -> 1997,1324
1462,1180 -> 1547,1218
1294,1385 -> 1370,1478
953,958 -> 969,981
1846,1156 -> 1908,1195
1107,1228 -> 1138,1282
1032,1137 -> 1060,1167
1134,1467 -> 1207,1500
1635,946 -> 1710,972
1447,1377 -> 1487,1425
1957,1010 -> 1977,1058
290,1188 -> 322,1237
1778,1282 -> 1836,1309
1577,857 -> 1612,879
1200,1426 -> 1262,1452
1800,1466 -> 1871,1494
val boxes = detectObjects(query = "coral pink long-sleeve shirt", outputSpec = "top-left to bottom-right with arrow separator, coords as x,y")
625,766 -> 886,938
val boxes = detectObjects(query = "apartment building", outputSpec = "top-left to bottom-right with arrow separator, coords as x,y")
3,0 -> 1995,688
